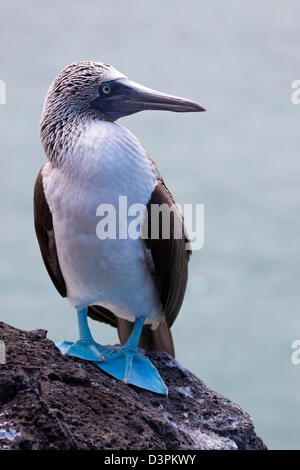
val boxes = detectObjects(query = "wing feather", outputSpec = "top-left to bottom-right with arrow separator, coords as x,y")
143,181 -> 191,327
34,165 -> 66,297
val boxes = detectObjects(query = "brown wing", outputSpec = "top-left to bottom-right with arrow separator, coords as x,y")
143,181 -> 191,327
34,165 -> 66,297
117,181 -> 190,357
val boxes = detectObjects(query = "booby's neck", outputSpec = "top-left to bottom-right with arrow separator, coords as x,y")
40,105 -> 111,168
40,107 -> 157,193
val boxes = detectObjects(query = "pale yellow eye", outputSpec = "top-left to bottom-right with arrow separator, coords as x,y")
102,85 -> 111,94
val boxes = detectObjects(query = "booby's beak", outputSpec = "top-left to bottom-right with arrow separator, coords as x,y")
91,77 -> 206,120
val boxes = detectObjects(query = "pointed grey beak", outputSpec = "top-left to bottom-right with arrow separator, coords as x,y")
91,77 -> 206,120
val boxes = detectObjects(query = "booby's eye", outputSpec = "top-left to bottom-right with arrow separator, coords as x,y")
101,85 -> 111,94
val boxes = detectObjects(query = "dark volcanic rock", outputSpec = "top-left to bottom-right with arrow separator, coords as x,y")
0,322 -> 266,450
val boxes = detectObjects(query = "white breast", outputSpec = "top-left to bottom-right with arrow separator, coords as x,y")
42,120 -> 162,325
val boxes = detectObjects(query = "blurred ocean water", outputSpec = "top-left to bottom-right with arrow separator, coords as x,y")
0,0 -> 299,449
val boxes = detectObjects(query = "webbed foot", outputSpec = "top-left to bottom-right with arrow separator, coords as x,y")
95,316 -> 167,395
56,339 -> 108,362
96,348 -> 167,394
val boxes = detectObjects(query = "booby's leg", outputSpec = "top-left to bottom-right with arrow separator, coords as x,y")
56,308 -> 109,362
96,317 -> 167,395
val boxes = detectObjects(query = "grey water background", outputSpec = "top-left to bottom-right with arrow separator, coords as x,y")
0,0 -> 299,449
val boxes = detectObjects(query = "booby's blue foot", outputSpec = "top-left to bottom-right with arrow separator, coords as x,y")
57,339 -> 107,362
95,317 -> 168,395
96,348 -> 167,394
56,308 -> 109,362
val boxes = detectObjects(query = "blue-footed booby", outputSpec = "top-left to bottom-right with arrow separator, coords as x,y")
34,61 -> 205,394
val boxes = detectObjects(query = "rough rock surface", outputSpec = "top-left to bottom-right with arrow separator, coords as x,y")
0,322 -> 266,450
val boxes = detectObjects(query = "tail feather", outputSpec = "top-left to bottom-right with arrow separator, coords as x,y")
117,318 -> 175,358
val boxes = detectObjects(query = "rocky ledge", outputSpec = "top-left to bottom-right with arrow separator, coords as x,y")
0,322 -> 266,450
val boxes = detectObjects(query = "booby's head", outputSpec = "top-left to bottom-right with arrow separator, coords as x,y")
42,60 -> 205,122
41,61 -> 205,164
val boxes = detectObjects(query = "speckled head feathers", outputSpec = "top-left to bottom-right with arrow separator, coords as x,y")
42,61 -> 125,118
40,61 -> 125,163
40,61 -> 205,166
